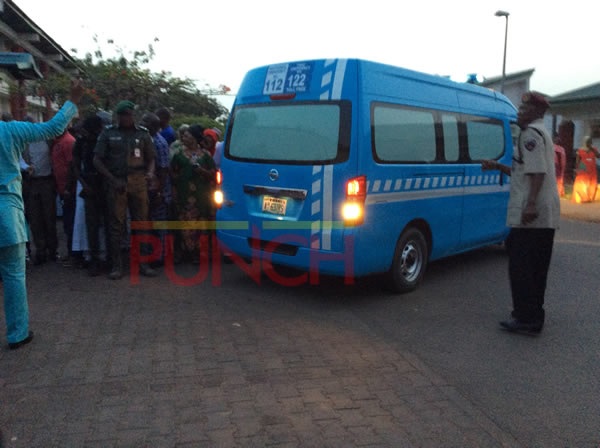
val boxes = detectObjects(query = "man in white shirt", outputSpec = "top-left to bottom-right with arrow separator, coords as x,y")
482,91 -> 560,335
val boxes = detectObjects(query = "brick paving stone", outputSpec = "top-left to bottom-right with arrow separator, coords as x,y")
346,425 -> 386,447
81,438 -> 119,448
204,411 -> 231,431
207,428 -> 236,446
0,260 -> 522,447
232,415 -> 263,439
300,387 -> 328,404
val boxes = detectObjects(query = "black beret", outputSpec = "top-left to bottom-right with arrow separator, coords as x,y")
521,91 -> 549,110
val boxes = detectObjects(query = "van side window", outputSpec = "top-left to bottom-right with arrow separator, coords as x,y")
465,117 -> 505,161
373,105 -> 436,163
441,114 -> 460,162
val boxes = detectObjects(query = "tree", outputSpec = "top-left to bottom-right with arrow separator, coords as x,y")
33,39 -> 228,122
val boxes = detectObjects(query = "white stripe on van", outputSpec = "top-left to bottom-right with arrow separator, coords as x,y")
312,179 -> 321,194
321,59 -> 336,100
367,188 -> 464,204
365,183 -> 509,205
311,199 -> 321,216
310,165 -> 334,251
310,61 -> 348,251
321,71 -> 332,88
311,221 -> 320,249
311,170 -> 321,249
331,59 -> 347,100
322,165 -> 333,250
368,174 -> 505,192
320,59 -> 347,101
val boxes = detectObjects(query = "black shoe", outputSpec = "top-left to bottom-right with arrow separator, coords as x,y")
500,318 -> 543,335
8,331 -> 34,350
108,269 -> 123,280
140,264 -> 158,277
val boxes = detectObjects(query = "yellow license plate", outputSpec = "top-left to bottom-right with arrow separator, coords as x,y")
262,196 -> 287,215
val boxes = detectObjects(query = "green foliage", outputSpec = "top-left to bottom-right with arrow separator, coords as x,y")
171,115 -> 225,136
33,39 -> 228,123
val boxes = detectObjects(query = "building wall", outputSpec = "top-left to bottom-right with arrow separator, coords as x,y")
503,79 -> 530,108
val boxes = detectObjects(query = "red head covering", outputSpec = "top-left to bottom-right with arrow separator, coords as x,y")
203,129 -> 219,156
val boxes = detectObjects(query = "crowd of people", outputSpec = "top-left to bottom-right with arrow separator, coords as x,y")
1,85 -> 230,349
11,100 -> 223,281
0,85 -> 597,350
571,136 -> 600,203
552,133 -> 600,202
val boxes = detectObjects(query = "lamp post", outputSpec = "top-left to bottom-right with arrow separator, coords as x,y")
495,10 -> 509,93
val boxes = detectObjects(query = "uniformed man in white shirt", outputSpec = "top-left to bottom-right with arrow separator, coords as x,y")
482,91 -> 560,335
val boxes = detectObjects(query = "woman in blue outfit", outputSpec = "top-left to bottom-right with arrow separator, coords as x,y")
0,80 -> 83,350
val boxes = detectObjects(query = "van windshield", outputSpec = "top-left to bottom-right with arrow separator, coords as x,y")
227,102 -> 350,164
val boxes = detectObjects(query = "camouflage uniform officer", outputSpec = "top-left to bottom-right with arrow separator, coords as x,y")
93,101 -> 157,280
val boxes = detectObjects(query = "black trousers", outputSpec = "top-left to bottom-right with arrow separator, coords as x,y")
25,176 -> 58,258
506,227 -> 555,324
84,179 -> 110,263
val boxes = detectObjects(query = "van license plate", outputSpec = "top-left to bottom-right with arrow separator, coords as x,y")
262,196 -> 287,215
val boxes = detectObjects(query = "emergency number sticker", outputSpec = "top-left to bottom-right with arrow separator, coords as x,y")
263,62 -> 313,95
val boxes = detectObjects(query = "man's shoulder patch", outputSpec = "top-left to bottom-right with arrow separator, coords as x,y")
524,138 -> 538,151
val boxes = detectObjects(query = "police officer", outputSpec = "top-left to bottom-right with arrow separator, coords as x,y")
482,91 -> 560,335
93,101 -> 157,280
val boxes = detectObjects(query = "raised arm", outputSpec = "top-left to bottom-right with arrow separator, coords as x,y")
10,80 -> 84,147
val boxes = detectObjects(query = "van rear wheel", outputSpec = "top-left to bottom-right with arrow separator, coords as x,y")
386,228 -> 428,293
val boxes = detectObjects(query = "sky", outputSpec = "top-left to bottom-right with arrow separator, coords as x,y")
15,0 -> 600,112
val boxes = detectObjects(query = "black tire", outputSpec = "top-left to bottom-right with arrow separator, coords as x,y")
386,227 -> 428,293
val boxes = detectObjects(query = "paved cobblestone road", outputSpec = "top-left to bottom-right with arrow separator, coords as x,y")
0,258 -> 521,448
2,199 -> 598,447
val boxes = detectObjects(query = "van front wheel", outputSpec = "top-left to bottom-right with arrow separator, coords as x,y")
387,228 -> 428,293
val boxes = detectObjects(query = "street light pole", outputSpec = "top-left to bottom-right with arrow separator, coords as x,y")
495,10 -> 509,94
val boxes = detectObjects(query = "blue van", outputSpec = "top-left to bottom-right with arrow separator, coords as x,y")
215,59 -> 517,292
